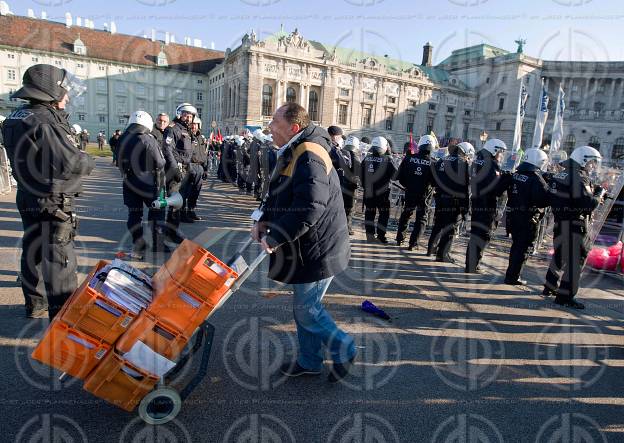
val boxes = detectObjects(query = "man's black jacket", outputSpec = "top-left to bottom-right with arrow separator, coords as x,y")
261,124 -> 350,284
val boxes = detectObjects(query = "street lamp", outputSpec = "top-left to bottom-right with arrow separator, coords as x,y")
479,130 -> 488,148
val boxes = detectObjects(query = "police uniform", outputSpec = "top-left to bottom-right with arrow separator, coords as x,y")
117,119 -> 167,256
237,139 -> 252,192
1,64 -> 94,318
396,149 -> 434,249
183,132 -> 208,221
342,148 -> 361,235
249,137 -> 263,199
260,140 -> 278,198
428,149 -> 470,261
163,118 -> 193,240
504,162 -> 551,284
360,150 -> 397,242
465,150 -> 511,272
544,158 -> 601,305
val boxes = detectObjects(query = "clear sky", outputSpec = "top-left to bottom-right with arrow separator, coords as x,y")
13,0 -> 624,64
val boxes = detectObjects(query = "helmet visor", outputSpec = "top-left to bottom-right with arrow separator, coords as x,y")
61,70 -> 87,102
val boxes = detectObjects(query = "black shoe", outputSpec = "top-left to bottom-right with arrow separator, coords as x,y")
396,240 -> 403,246
554,298 -> 585,310
26,308 -> 48,319
407,243 -> 418,251
366,234 -> 376,242
542,288 -> 556,297
465,267 -> 483,274
166,232 -> 184,245
504,278 -> 527,286
328,356 -> 356,383
437,255 -> 458,264
377,237 -> 389,244
131,239 -> 146,260
180,211 -> 195,223
188,210 -> 202,221
280,362 -> 321,377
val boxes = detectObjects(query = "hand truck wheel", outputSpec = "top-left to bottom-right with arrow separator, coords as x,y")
138,387 -> 182,425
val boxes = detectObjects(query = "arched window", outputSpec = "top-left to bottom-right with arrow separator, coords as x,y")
308,90 -> 319,121
286,87 -> 296,103
588,135 -> 600,149
262,84 -> 273,116
613,137 -> 624,161
563,134 -> 576,153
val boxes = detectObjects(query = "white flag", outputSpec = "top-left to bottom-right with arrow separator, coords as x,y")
512,81 -> 528,153
531,79 -> 549,149
550,84 -> 565,153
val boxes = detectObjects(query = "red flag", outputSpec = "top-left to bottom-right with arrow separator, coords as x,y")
217,129 -> 223,142
409,132 -> 415,155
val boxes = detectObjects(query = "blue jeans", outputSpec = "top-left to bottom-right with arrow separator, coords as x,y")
292,277 -> 356,370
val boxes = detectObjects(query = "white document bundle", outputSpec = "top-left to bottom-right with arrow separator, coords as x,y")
122,340 -> 176,377
89,259 -> 153,314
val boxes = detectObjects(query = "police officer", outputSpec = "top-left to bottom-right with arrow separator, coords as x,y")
249,129 -> 264,200
109,129 -> 121,166
163,103 -> 196,243
396,135 -> 436,250
79,129 -> 89,151
360,136 -> 398,243
465,138 -> 511,273
543,146 -> 604,309
117,111 -> 168,258
504,148 -> 551,285
342,135 -> 361,235
2,64 -> 94,319
182,118 -> 208,222
151,113 -> 170,145
427,142 -> 472,263
259,134 -> 278,199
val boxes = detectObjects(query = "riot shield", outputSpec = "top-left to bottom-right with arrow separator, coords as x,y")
585,166 -> 624,250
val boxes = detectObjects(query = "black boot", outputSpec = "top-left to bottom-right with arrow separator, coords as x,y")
180,209 -> 195,223
188,209 -> 202,221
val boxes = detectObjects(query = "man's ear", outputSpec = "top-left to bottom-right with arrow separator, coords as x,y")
291,123 -> 301,134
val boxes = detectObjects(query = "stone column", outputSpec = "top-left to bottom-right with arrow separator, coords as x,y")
299,82 -> 306,109
275,80 -> 283,109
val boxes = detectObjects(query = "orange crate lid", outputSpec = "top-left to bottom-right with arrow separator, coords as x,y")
31,320 -> 110,380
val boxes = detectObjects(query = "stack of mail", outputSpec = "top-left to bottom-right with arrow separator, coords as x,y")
89,259 -> 153,314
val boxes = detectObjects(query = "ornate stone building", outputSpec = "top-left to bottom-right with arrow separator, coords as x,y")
221,29 -> 478,150
219,29 -> 624,163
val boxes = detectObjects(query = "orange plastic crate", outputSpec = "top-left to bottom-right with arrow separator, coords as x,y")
31,320 -> 111,380
116,311 -> 188,360
159,239 -> 238,304
61,264 -> 137,344
148,274 -> 215,338
83,352 -> 159,412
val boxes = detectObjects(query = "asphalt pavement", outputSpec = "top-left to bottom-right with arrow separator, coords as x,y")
0,157 -> 623,442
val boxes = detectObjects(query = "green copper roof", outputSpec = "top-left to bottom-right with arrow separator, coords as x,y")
438,44 -> 510,66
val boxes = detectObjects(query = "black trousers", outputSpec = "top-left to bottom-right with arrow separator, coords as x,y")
428,203 -> 462,259
17,190 -> 77,319
465,208 -> 497,272
122,184 -> 163,245
166,180 -> 182,237
544,219 -> 590,301
182,163 -> 204,209
396,193 -> 427,247
364,193 -> 390,239
505,216 -> 539,282
343,191 -> 355,233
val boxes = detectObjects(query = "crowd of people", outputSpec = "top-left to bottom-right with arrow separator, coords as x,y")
213,110 -> 608,311
0,64 -> 612,323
